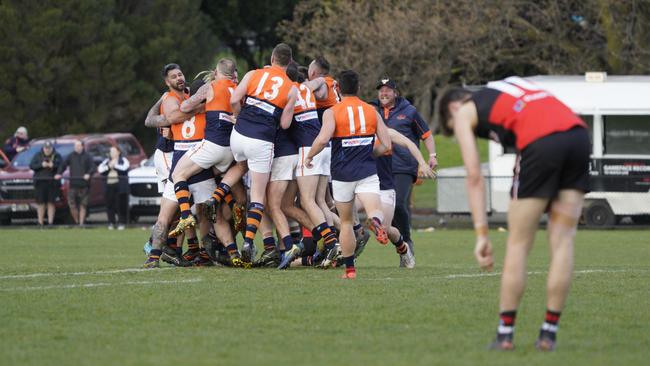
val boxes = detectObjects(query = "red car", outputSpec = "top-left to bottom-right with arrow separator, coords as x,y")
0,133 -> 146,225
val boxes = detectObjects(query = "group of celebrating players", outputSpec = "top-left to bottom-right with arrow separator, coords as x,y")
141,43 -> 434,278
139,41 -> 591,351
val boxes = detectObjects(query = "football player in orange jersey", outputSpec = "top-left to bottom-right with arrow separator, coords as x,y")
305,70 -> 392,279
203,43 -> 298,263
142,63 -> 205,268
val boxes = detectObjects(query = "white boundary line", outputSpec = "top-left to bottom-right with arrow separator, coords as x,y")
367,268 -> 647,281
0,278 -> 203,292
0,267 -> 174,280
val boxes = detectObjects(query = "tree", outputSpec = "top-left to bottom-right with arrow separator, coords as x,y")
200,0 -> 299,71
0,0 -> 217,152
279,0 -> 650,130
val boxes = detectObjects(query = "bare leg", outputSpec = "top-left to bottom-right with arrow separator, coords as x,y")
152,198 -> 179,250
333,200 -> 355,258
499,198 -> 548,311
79,205 -> 87,225
70,203 -> 79,224
282,180 -> 314,229
36,203 -> 45,225
316,176 -> 333,226
267,180 -> 290,238
546,190 -> 584,311
47,203 -> 56,225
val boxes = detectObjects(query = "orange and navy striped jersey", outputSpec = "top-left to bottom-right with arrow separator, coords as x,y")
205,78 -> 237,146
329,96 -> 379,182
289,82 -> 321,147
236,65 -> 295,143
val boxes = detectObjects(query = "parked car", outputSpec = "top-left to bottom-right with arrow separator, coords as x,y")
127,156 -> 160,222
0,133 -> 146,225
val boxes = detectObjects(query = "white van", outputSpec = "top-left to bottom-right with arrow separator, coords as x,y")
437,75 -> 650,227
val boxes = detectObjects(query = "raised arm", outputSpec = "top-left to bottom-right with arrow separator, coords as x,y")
231,70 -> 254,117
388,128 -> 435,178
180,82 -> 211,113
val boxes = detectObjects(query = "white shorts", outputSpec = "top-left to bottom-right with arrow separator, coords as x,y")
380,189 -> 396,208
332,174 -> 380,203
186,140 -> 234,173
296,146 -> 331,177
230,129 -> 274,174
271,155 -> 298,182
154,149 -> 173,193
162,178 -> 216,204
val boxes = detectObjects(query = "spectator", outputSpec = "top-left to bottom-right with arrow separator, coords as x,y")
371,78 -> 438,253
55,140 -> 95,226
29,141 -> 61,227
98,146 -> 130,230
3,126 -> 30,161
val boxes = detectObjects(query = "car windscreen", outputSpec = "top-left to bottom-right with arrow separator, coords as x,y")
12,143 -> 75,168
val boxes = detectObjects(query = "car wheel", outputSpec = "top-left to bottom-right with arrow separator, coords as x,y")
584,201 -> 615,228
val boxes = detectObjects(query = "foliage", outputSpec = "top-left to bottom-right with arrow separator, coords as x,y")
280,0 -> 650,129
0,0 -> 216,144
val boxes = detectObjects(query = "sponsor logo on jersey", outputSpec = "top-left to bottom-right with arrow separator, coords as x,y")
342,137 -> 373,147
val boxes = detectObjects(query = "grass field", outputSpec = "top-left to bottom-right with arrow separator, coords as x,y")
1,228 -> 649,366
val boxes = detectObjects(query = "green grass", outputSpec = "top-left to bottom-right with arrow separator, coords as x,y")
413,135 -> 489,208
1,228 -> 649,366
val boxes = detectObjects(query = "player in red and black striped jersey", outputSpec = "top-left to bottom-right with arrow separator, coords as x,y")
438,76 -> 590,351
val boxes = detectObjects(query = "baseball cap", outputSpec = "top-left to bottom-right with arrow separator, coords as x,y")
376,78 -> 397,90
43,141 -> 53,148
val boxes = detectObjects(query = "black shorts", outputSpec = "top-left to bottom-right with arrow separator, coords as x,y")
512,127 -> 590,199
34,180 -> 59,204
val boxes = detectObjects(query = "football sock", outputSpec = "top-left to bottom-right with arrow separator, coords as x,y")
353,223 -> 362,232
244,202 -> 264,245
311,227 -> 322,242
539,309 -> 561,341
263,236 -> 276,252
392,234 -> 408,254
166,236 -> 180,256
173,181 -> 192,219
149,249 -> 162,260
280,235 -> 293,254
290,226 -> 302,244
222,191 -> 236,210
315,222 -> 338,250
210,182 -> 231,204
497,310 -> 517,342
225,243 -> 238,257
187,237 -> 199,251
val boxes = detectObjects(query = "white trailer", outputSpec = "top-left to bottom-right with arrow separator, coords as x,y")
437,74 -> 650,227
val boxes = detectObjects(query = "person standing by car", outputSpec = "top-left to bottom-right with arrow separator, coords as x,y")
98,146 -> 130,230
371,78 -> 438,254
55,140 -> 95,226
3,126 -> 30,161
29,141 -> 61,227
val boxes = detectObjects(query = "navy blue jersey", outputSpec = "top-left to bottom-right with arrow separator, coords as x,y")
376,154 -> 394,190
205,78 -> 237,146
274,127 -> 298,158
371,97 -> 430,179
330,96 -> 379,182
235,66 -> 294,143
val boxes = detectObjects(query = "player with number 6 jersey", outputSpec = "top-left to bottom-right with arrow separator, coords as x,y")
168,59 -> 240,238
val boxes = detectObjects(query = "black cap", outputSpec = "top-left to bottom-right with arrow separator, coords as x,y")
376,78 -> 397,90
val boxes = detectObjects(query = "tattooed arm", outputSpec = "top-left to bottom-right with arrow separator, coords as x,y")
144,98 -> 170,128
